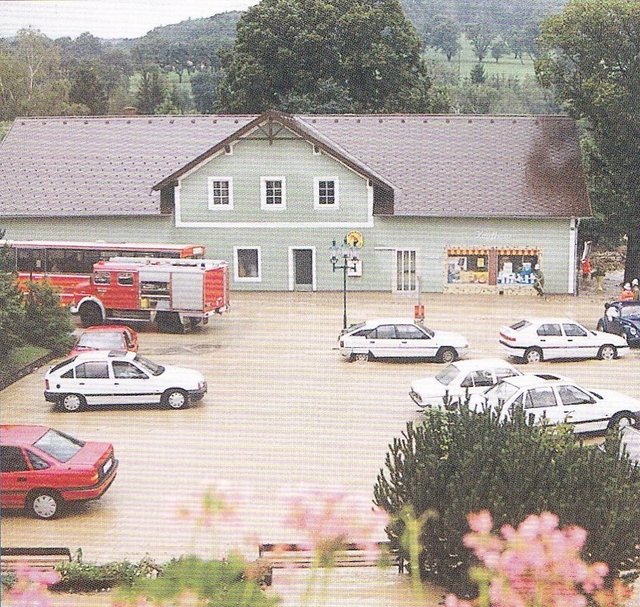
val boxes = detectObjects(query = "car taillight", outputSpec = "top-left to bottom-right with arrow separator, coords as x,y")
500,333 -> 515,342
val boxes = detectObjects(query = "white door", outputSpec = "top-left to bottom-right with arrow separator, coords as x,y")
396,324 -> 435,357
535,323 -> 567,360
111,360 -> 161,405
368,324 -> 400,357
561,323 -> 599,359
395,249 -> 417,292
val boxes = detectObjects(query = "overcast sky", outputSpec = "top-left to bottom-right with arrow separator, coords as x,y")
0,1 -> 259,39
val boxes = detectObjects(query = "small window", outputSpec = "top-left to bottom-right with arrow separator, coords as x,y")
75,362 -> 110,379
460,374 -> 473,388
93,272 -> 111,285
524,387 -> 557,409
0,446 -> 29,472
470,370 -> 495,388
261,177 -> 286,209
314,177 -> 339,208
208,177 -> 233,209
113,361 -> 148,379
27,450 -> 50,470
563,324 -> 588,337
352,329 -> 371,337
395,325 -> 426,340
537,324 -> 562,337
61,369 -> 74,379
557,385 -> 593,406
372,325 -> 396,339
234,247 -> 261,282
118,273 -> 134,286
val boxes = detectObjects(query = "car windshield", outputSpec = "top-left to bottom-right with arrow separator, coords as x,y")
620,305 -> 640,320
483,381 -> 520,409
418,325 -> 435,337
33,429 -> 85,463
510,320 -> 531,331
77,332 -> 124,349
134,354 -> 164,376
435,364 -> 460,386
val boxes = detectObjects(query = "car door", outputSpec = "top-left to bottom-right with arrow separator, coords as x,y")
110,360 -> 158,405
561,323 -> 597,359
535,323 -> 566,360
555,384 -> 604,433
0,446 -> 31,508
395,324 -> 433,358
521,386 -> 564,426
73,361 -> 113,405
367,324 -> 398,358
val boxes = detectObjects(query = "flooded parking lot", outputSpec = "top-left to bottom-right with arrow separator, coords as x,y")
2,291 -> 638,570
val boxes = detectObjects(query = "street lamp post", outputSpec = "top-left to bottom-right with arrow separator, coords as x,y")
330,238 -> 360,330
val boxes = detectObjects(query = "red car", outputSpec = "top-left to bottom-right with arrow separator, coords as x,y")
0,425 -> 118,519
69,325 -> 138,357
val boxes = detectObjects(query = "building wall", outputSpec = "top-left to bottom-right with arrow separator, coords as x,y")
2,215 -> 574,293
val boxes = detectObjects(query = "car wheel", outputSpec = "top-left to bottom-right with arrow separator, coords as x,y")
79,302 -> 103,327
437,347 -> 457,364
162,388 -> 188,410
61,393 -> 85,412
353,352 -> 370,362
608,412 -> 635,431
598,344 -> 617,360
523,347 -> 542,364
29,490 -> 62,520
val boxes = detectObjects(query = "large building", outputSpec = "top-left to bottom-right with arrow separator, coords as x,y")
0,110 -> 591,294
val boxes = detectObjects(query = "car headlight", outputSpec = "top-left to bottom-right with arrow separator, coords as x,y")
630,327 -> 638,336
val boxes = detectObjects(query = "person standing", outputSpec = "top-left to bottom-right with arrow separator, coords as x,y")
533,263 -> 545,297
620,282 -> 634,301
632,278 -> 640,301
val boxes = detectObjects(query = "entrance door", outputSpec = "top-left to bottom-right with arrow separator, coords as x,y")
395,249 -> 417,292
292,248 -> 314,291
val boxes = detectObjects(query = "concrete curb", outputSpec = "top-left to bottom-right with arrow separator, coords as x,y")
0,352 -> 57,392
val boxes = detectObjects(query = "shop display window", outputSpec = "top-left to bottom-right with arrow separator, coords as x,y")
497,254 -> 538,285
447,254 -> 489,284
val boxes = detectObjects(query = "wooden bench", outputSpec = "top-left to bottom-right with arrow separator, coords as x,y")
1,547 -> 72,572
258,542 -> 402,571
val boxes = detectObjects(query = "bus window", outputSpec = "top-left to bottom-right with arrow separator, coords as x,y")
46,249 -> 82,273
17,248 -> 45,273
83,250 -> 102,273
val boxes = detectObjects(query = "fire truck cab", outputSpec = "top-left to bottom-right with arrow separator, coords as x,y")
70,257 -> 229,333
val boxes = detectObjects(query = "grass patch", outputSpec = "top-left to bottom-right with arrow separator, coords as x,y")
1,345 -> 50,384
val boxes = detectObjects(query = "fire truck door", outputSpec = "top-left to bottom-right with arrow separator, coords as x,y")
101,271 -> 139,311
171,271 -> 203,310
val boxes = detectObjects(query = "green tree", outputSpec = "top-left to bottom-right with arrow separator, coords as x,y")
429,15 -> 461,61
21,280 -> 74,354
69,62 -> 108,114
469,63 -> 486,84
218,0 -> 437,114
465,23 -> 495,62
136,68 -> 167,114
191,71 -> 221,113
536,0 -> 640,281
0,228 -> 25,357
491,39 -> 509,62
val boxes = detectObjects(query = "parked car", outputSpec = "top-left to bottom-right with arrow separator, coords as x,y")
339,318 -> 469,363
410,358 -> 523,408
44,351 -> 207,412
499,317 -> 629,363
469,375 -> 640,434
610,425 -> 640,466
69,325 -> 139,357
0,425 -> 118,519
596,301 -> 640,347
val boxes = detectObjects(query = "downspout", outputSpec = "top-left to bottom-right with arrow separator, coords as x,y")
569,217 -> 579,295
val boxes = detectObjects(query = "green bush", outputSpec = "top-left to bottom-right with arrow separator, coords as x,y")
119,555 -> 278,607
52,556 -> 160,592
0,271 -> 25,359
373,407 -> 640,590
21,280 -> 74,354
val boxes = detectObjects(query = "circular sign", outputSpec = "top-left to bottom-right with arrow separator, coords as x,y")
346,231 -> 364,248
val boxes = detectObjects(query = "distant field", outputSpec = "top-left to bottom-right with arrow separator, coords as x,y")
427,34 -> 537,80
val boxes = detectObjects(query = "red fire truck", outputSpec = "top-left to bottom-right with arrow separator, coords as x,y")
69,257 -> 229,333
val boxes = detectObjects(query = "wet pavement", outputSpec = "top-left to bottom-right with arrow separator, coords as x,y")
2,290 -> 638,605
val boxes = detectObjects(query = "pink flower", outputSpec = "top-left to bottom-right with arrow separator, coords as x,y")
468,510 -> 493,534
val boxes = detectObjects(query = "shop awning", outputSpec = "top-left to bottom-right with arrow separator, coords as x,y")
496,248 -> 539,255
447,247 -> 490,256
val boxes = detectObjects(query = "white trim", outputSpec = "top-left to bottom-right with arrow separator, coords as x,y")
207,177 -> 234,210
314,177 -> 339,209
393,248 -> 418,293
233,246 -> 262,282
261,176 -> 287,210
288,247 -> 317,291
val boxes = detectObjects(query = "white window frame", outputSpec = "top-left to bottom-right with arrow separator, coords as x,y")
233,246 -> 262,283
395,248 -> 418,293
208,177 -> 234,210
314,177 -> 339,209
260,176 -> 286,210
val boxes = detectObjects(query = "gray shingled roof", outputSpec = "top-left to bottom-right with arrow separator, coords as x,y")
0,112 -> 590,219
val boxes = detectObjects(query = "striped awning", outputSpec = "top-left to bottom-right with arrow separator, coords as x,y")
447,247 -> 539,256
447,247 -> 490,256
497,248 -> 539,256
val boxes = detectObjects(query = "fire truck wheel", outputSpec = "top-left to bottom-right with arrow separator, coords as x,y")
162,389 -> 188,410
157,312 -> 185,334
79,302 -> 103,327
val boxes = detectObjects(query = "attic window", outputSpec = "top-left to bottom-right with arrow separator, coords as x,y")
224,144 -> 232,155
313,145 -> 321,155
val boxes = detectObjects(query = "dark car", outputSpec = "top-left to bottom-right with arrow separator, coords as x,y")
597,301 -> 640,347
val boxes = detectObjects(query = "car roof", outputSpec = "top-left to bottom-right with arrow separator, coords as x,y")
446,358 -> 516,371
63,350 -> 136,362
509,317 -> 585,325
358,318 -> 424,327
80,325 -> 134,333
0,424 -> 49,445
499,374 -> 575,390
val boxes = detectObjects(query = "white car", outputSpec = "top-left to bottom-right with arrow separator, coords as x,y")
44,351 -> 207,412
499,317 -> 629,363
339,318 -> 469,363
410,358 -> 523,408
470,375 -> 640,434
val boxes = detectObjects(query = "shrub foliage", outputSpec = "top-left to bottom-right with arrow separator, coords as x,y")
373,408 -> 640,588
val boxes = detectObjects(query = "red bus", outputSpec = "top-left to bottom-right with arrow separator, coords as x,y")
0,240 -> 206,304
